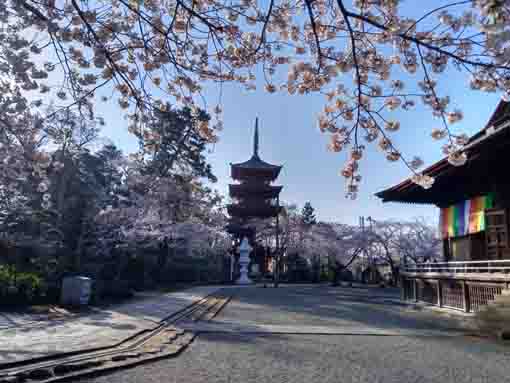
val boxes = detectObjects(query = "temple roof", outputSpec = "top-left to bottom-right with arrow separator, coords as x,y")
375,101 -> 510,206
230,118 -> 283,180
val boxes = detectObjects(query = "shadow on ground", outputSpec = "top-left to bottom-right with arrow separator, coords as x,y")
213,285 -> 472,334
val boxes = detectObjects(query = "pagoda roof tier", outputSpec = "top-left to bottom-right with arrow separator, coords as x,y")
225,222 -> 255,236
375,101 -> 510,207
227,204 -> 282,219
230,118 -> 282,181
229,183 -> 283,198
231,157 -> 282,180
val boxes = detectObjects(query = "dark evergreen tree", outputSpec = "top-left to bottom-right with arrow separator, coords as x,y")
301,201 -> 317,226
138,105 -> 216,182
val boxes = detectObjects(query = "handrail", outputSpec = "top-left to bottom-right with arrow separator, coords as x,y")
405,267 -> 510,271
403,259 -> 510,274
410,259 -> 510,265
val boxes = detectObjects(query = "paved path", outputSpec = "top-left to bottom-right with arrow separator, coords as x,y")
0,285 -> 220,364
82,285 -> 510,383
0,308 -> 78,330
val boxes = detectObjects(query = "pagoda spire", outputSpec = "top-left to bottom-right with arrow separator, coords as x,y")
253,117 -> 259,159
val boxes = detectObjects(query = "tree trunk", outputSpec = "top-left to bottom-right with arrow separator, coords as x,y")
274,254 -> 279,288
387,256 -> 396,286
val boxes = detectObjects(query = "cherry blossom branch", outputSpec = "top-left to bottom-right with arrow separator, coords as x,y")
254,0 -> 274,53
70,0 -> 141,109
402,0 -> 473,36
342,6 -> 509,70
336,0 -> 362,147
416,43 -> 454,144
304,0 -> 324,64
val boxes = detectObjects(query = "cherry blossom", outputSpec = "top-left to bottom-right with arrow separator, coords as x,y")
2,0 -> 510,197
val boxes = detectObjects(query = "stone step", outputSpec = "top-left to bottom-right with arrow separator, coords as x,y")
488,294 -> 507,301
480,313 -> 507,322
478,305 -> 510,315
487,300 -> 510,309
492,291 -> 510,299
493,296 -> 510,302
487,300 -> 507,307
475,307 -> 510,324
474,289 -> 510,338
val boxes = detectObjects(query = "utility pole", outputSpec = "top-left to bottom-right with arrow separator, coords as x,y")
230,251 -> 234,282
274,196 -> 280,288
366,216 -> 374,268
359,216 -> 367,274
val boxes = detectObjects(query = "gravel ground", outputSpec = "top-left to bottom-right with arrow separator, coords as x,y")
79,285 -> 510,383
216,285 -> 473,332
80,333 -> 510,383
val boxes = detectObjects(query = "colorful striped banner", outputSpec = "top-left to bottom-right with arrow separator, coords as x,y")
439,194 -> 494,238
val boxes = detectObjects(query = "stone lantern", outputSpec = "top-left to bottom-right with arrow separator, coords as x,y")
237,237 -> 253,285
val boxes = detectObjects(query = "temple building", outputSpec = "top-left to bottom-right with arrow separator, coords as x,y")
227,118 -> 283,277
376,100 -> 510,314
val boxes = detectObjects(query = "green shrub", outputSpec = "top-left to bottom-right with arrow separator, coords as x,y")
16,272 -> 46,301
0,265 -> 47,305
319,269 -> 330,282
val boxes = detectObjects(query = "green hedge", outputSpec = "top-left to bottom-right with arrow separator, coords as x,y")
0,265 -> 48,305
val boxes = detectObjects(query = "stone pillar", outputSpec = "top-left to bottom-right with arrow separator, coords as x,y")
237,237 -> 253,285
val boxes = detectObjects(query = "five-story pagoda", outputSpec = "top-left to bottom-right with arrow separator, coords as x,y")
227,118 -> 283,278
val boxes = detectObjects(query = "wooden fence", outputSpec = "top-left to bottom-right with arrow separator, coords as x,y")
401,276 -> 506,312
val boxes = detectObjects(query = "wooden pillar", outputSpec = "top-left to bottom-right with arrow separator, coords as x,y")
437,280 -> 443,307
413,279 -> 418,302
462,281 -> 470,313
400,277 -> 405,300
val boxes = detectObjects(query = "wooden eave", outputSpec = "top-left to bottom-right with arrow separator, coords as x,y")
375,101 -> 510,206
230,155 -> 282,181
229,184 -> 283,198
227,203 -> 282,219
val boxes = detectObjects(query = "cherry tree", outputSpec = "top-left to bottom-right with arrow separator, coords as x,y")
4,0 -> 510,197
364,220 -> 401,284
251,211 -> 369,282
0,82 -> 58,248
308,222 -> 368,267
92,154 -> 227,260
364,218 -> 441,284
391,218 -> 442,264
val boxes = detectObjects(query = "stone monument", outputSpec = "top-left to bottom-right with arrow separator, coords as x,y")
237,237 -> 253,285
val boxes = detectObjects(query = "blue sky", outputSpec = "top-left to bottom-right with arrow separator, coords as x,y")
89,1 -> 503,225
99,77 -> 501,225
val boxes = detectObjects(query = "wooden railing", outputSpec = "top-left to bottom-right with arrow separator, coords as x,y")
401,260 -> 510,312
403,259 -> 510,274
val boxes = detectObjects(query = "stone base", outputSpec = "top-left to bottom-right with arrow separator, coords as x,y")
236,275 -> 253,285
